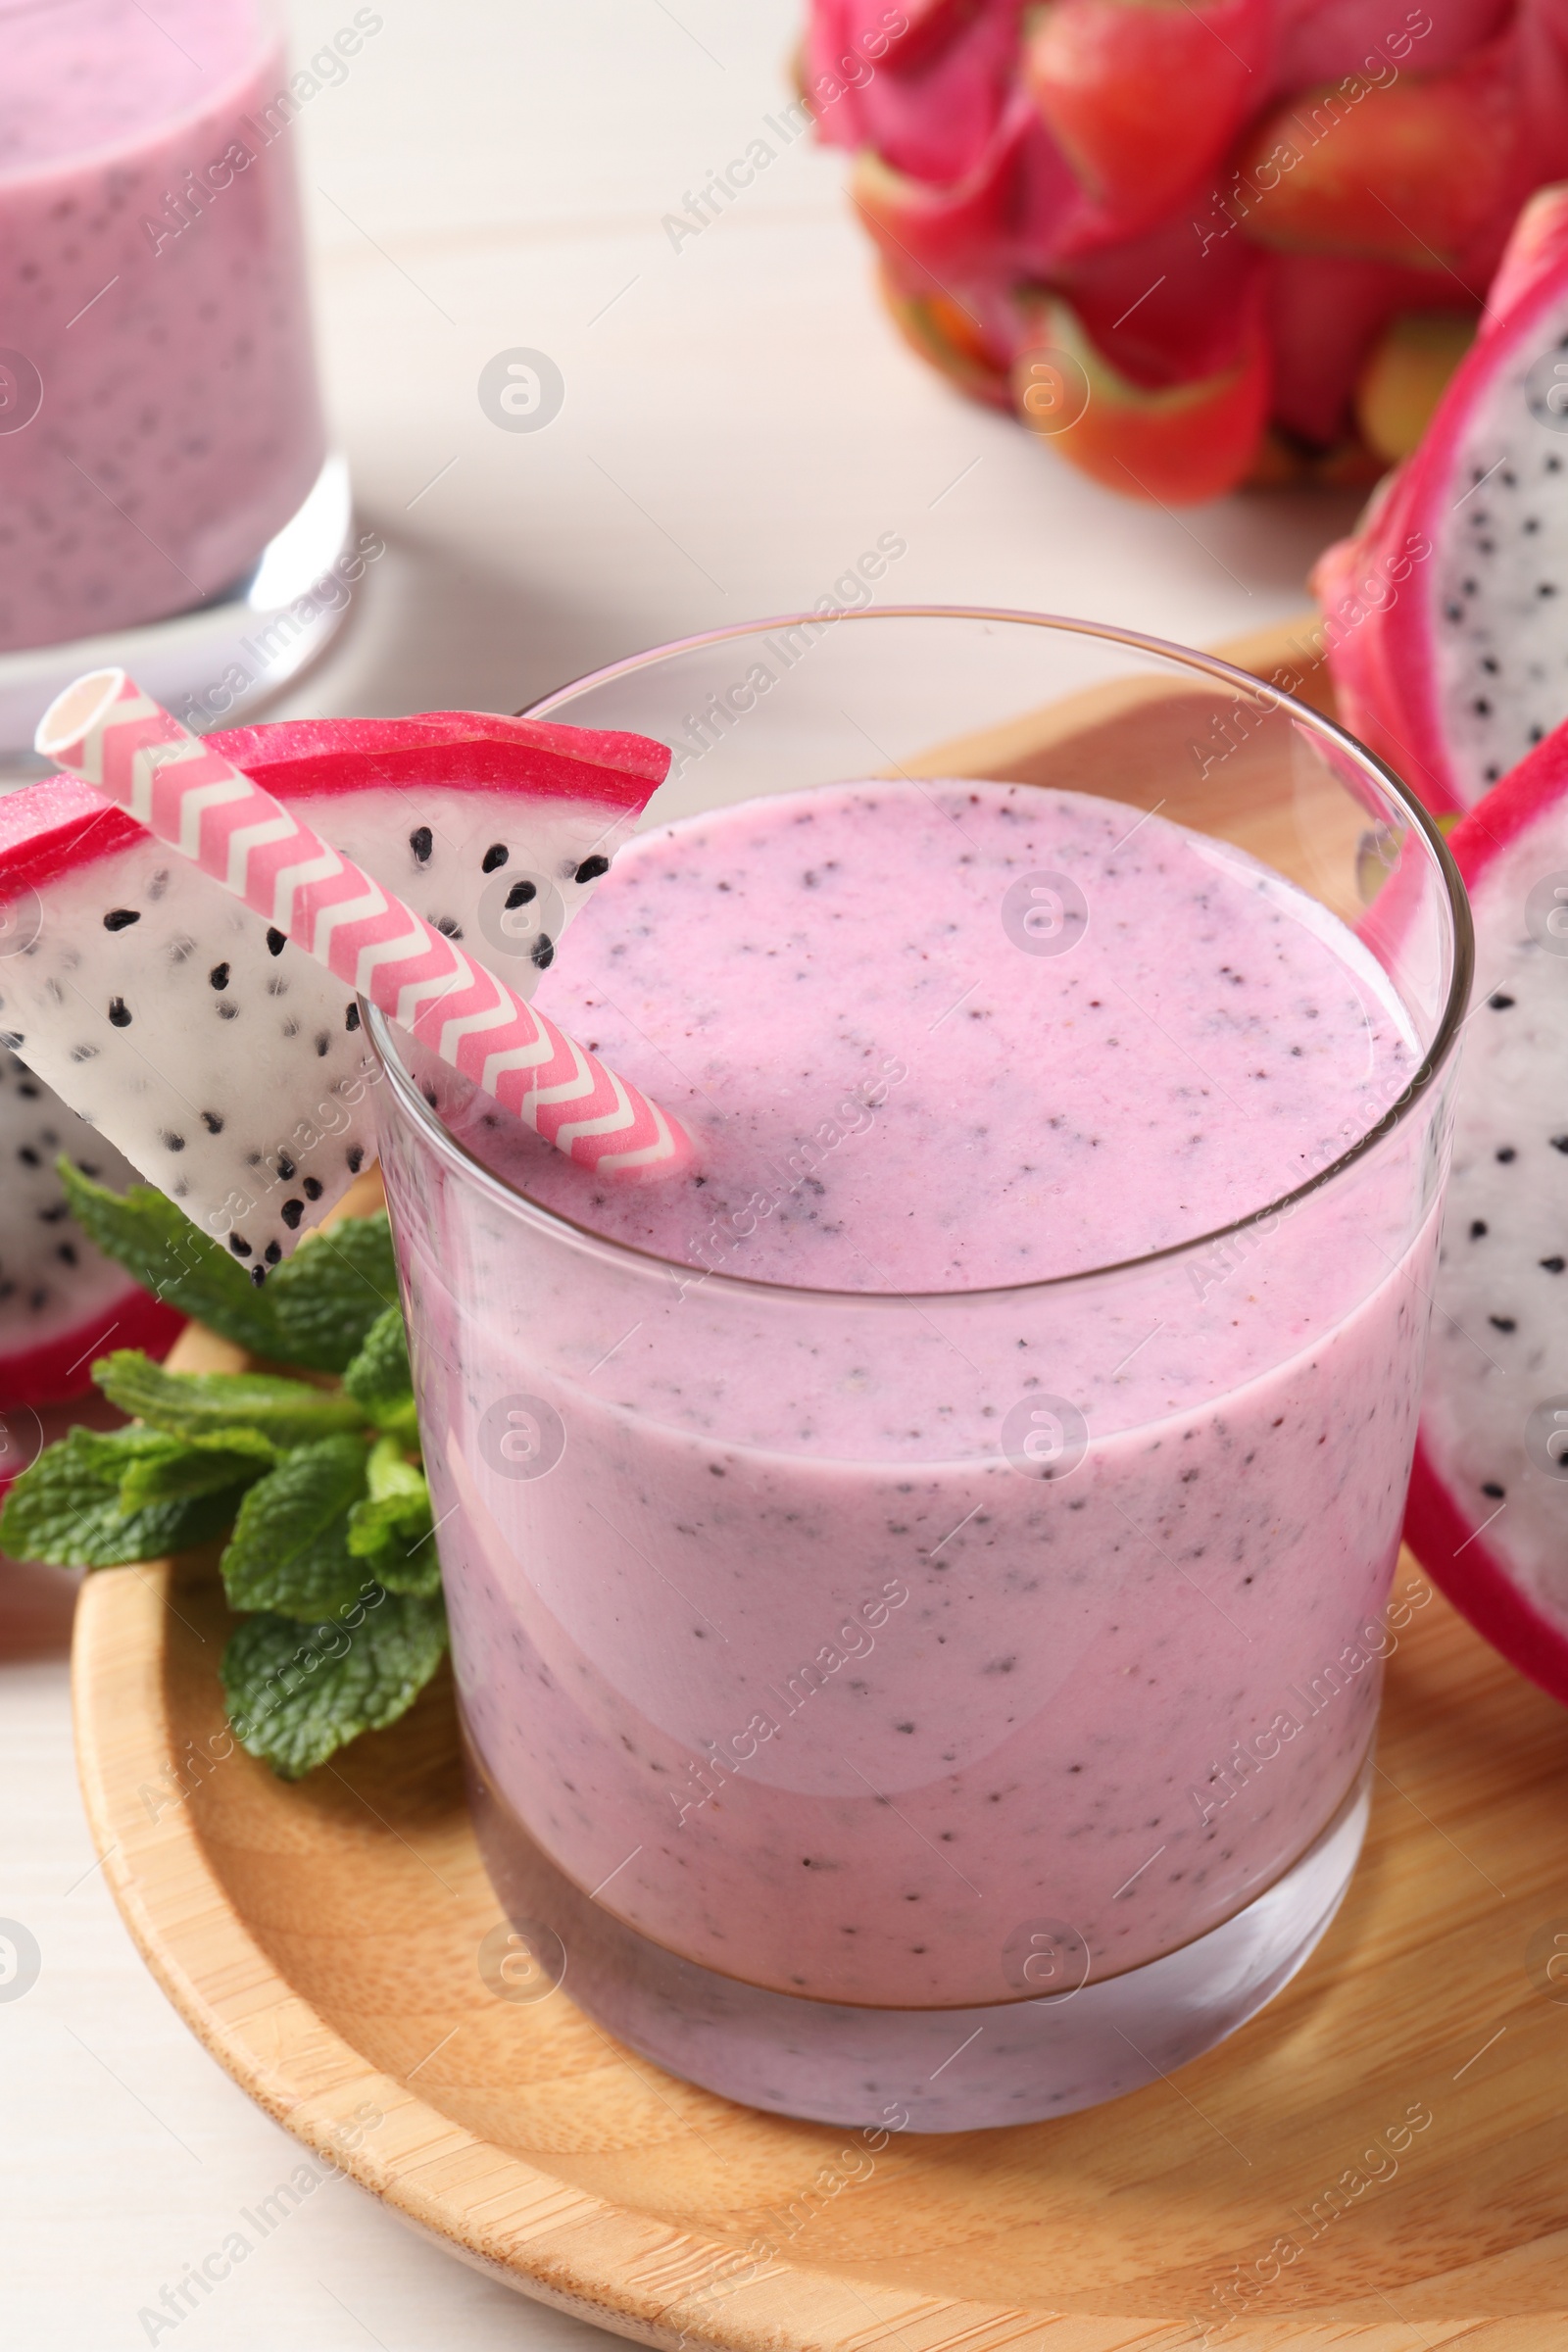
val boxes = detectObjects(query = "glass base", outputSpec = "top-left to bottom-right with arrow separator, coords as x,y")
466,1736 -> 1371,2132
0,455 -> 354,775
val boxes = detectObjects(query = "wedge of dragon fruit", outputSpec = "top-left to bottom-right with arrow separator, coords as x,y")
1312,181 -> 1568,813
0,711 -> 669,1274
1404,722 -> 1568,1698
0,1047 -> 182,1411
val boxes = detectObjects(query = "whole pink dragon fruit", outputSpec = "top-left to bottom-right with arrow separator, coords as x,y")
803,0 -> 1568,501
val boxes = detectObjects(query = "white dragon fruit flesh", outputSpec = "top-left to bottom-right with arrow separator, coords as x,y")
0,1046 -> 181,1410
0,712 -> 669,1277
1313,182 -> 1568,814
1404,719 -> 1568,1698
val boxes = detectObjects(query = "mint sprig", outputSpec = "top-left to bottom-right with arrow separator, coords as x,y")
0,1185 -> 446,1777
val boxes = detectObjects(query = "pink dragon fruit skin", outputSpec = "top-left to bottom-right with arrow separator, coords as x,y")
1058,210 -> 1264,383
1265,254 -> 1470,447
1272,0 -> 1510,87
806,0 -> 1020,187
1402,722 -> 1568,1704
1313,181 -> 1568,813
1024,0 -> 1273,247
808,0 -> 1568,498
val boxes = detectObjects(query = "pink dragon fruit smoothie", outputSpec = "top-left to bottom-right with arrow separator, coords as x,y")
373,742 -> 1460,2127
0,0 -> 325,653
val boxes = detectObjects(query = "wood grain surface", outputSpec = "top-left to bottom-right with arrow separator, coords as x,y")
71,624 -> 1568,2349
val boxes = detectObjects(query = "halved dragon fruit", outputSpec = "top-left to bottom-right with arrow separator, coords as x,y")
1404,722 -> 1568,1698
0,711 -> 669,1273
1312,181 -> 1568,813
0,1047 -> 182,1410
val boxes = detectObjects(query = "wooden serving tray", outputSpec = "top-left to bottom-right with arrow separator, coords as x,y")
72,625 -> 1568,2348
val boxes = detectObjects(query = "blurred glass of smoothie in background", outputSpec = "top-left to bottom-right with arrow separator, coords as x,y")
0,0 -> 327,654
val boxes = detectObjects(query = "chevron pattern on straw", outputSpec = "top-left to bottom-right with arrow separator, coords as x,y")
35,668 -> 693,1181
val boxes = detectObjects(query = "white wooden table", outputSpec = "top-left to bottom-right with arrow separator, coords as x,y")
0,3 -> 1356,2340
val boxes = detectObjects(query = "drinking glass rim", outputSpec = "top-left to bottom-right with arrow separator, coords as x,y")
367,604 -> 1474,1309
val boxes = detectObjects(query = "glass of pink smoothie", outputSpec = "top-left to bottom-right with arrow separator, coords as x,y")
369,611 -> 1471,2130
0,0 -> 327,656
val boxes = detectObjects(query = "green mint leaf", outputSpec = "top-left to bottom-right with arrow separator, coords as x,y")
341,1305 -> 418,1439
221,1588 -> 449,1778
346,1440 -> 438,1595
266,1215 -> 401,1373
93,1350 -> 364,1446
218,1434 -> 373,1619
0,1425 -> 250,1568
365,1432 -> 425,1506
347,1501 -> 441,1596
116,1428 -> 278,1510
59,1165 -> 283,1357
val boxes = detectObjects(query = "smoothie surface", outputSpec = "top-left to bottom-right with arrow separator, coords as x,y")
471,779 -> 1415,1293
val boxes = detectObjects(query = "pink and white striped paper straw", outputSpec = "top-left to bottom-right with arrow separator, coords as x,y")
35,668 -> 695,1182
